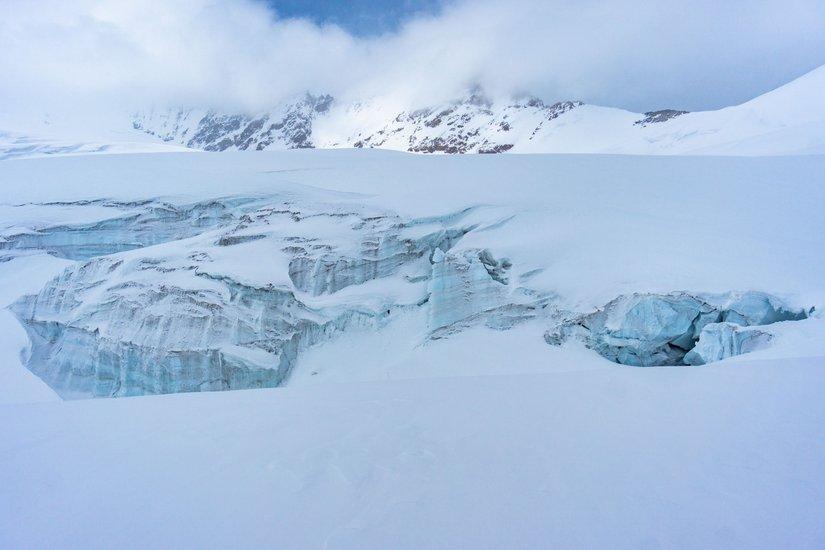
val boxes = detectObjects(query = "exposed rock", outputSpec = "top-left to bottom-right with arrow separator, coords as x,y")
133,93 -> 584,155
133,94 -> 333,152
634,109 -> 689,126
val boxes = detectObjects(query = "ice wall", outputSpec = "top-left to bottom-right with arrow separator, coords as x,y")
428,248 -> 511,330
547,291 -> 807,366
9,192 -> 815,398
10,198 -> 486,398
683,322 -> 773,366
1,197 -> 265,260
288,226 -> 468,296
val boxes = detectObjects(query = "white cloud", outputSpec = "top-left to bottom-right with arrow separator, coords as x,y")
1,0 -> 824,114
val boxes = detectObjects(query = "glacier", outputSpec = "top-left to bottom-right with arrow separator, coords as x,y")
2,106 -> 825,550
683,322 -> 774,366
0,197 -> 270,261
546,291 -> 808,366
9,196 -> 512,398
3,152 -> 824,399
7,191 -> 576,398
12,194 -> 811,398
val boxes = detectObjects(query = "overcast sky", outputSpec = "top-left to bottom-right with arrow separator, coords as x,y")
2,0 -> 824,114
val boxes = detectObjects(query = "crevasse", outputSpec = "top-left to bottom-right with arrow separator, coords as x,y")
10,198 -> 487,398
9,194 -> 814,398
545,291 -> 808,366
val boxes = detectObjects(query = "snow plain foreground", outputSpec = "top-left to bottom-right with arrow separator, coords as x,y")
2,357 -> 824,549
1,150 -> 824,548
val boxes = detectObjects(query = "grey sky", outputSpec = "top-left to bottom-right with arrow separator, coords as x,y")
1,0 -> 824,113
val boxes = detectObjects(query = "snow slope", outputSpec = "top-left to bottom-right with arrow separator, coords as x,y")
0,110 -> 194,160
0,130 -> 192,161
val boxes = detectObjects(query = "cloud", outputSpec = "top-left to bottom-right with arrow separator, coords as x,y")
1,0 -> 824,114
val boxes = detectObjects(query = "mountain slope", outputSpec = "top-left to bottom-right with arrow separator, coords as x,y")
129,65 -> 825,156
132,94 -> 334,152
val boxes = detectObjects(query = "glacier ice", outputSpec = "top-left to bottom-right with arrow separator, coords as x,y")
547,291 -> 807,366
11,252 -> 383,398
8,191 -> 815,398
683,322 -> 773,366
287,223 -> 468,296
706,291 -> 808,326
9,197 -> 494,398
1,197 -> 267,261
425,248 -> 551,339
428,248 -> 511,330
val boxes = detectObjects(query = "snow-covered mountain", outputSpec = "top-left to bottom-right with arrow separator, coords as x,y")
132,94 -> 334,152
129,65 -> 825,156
2,65 -> 822,160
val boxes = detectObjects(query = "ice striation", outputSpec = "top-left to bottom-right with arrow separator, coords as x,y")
12,256 -> 379,398
683,322 -> 773,366
10,197 -> 509,398
287,222 -> 469,296
1,197 -> 269,261
429,248 -> 511,330
8,192 -> 815,398
546,291 -> 808,366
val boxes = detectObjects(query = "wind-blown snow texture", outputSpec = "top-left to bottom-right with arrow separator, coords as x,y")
1,150 -> 825,547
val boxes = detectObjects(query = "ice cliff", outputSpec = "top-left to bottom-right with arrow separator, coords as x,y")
9,197 -> 504,397
0,197 -> 271,261
545,291 -> 808,366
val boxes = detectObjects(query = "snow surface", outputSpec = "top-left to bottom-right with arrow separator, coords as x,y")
1,149 -> 824,546
2,357 -> 824,548
3,150 -> 823,309
0,108 -> 194,160
0,253 -> 66,403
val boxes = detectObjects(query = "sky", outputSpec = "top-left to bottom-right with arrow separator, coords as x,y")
1,0 -> 824,115
266,0 -> 447,36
